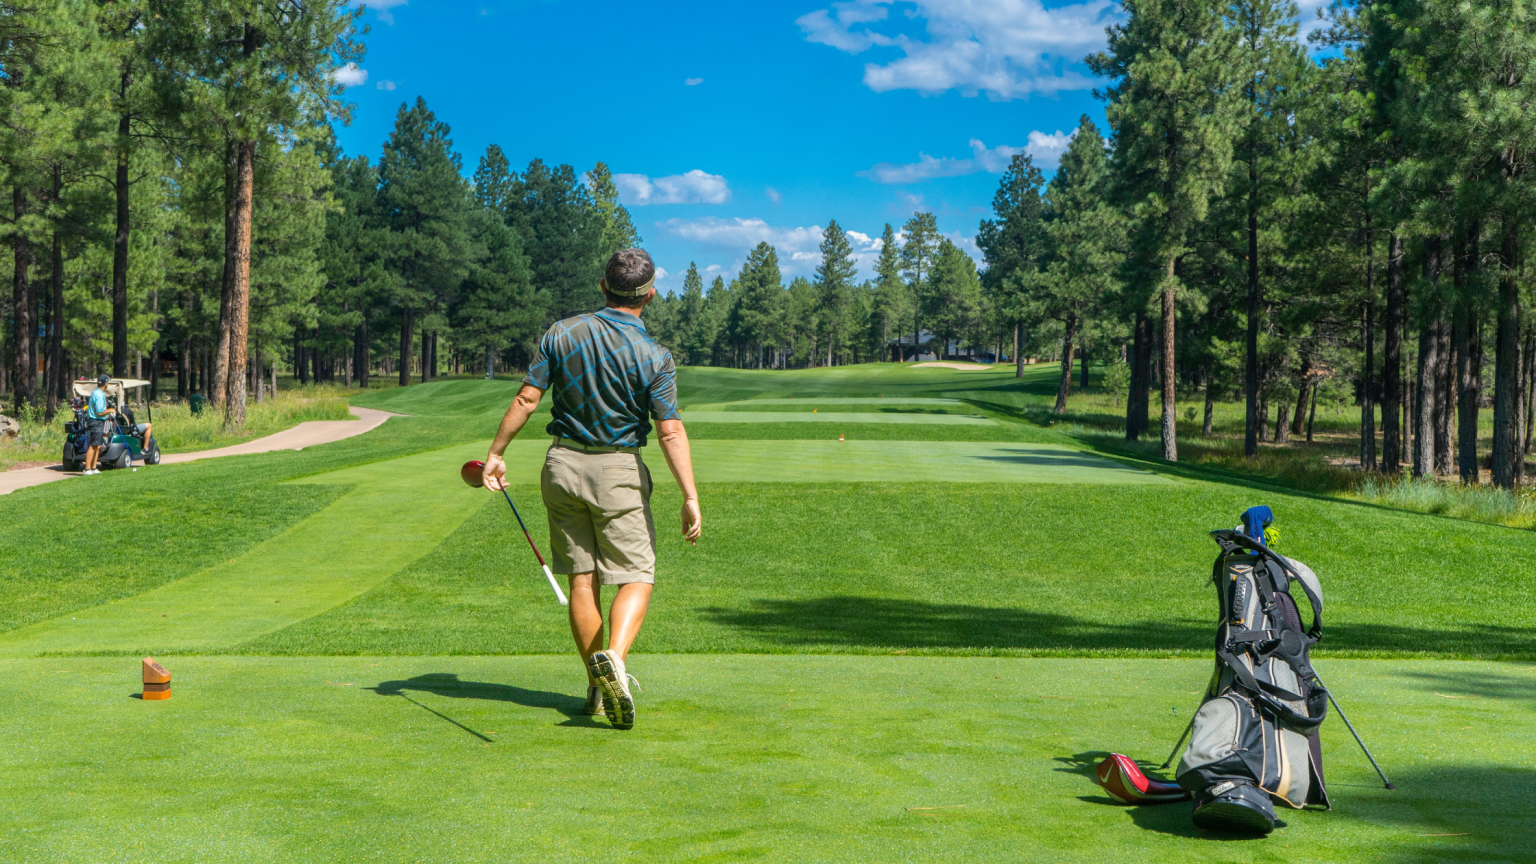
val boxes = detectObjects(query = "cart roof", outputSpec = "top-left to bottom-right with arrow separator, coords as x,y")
70,378 -> 150,399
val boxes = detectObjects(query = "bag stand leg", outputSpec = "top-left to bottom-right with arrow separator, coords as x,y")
1159,713 -> 1198,771
1318,676 -> 1395,790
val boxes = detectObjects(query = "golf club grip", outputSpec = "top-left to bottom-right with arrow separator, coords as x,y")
543,565 -> 568,605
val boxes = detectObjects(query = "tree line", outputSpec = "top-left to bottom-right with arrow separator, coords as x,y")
2,0 -> 1533,491
969,0 -> 1536,490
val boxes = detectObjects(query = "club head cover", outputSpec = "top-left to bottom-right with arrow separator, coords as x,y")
1096,754 -> 1191,804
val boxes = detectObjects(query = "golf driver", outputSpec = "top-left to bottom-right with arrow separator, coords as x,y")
461,459 -> 568,606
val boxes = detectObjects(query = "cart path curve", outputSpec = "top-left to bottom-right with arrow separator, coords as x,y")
0,405 -> 401,496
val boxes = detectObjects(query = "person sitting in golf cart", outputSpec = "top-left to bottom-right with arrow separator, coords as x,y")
82,374 -> 116,475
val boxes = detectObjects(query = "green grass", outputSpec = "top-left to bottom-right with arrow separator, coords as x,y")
3,364 -> 1535,861
0,655 -> 1528,863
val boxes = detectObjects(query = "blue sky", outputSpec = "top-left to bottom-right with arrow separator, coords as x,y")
332,0 -> 1322,295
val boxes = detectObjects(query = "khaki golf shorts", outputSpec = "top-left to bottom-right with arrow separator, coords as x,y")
541,441 -> 657,585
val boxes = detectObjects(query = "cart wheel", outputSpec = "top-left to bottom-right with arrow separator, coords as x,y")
64,460 -> 82,472
115,449 -> 132,471
146,443 -> 161,466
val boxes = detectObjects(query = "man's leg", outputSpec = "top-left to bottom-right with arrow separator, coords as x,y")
84,445 -> 97,471
606,583 -> 652,660
567,571 -> 604,683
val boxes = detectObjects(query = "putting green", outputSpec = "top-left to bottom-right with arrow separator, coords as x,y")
681,411 -> 994,425
0,655 -> 1525,862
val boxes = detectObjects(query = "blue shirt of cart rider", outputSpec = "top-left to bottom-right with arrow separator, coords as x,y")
88,387 -> 110,420
523,307 -> 681,449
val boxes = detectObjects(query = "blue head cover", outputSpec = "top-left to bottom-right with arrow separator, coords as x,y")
1240,506 -> 1274,546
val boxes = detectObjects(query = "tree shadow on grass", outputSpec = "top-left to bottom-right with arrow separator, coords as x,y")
701,597 -> 1210,651
1398,668 -> 1536,706
973,447 -> 1150,471
702,597 -> 1536,656
368,673 -> 591,724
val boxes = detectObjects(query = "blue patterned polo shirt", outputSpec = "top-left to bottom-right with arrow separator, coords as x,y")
524,307 -> 682,448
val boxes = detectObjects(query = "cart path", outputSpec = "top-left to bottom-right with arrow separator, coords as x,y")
0,405 -> 400,496
0,443 -> 489,656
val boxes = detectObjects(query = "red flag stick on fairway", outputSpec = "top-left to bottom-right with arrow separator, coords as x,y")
461,460 -> 568,606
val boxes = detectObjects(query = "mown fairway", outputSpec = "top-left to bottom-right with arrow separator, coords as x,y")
1,364 -> 1532,862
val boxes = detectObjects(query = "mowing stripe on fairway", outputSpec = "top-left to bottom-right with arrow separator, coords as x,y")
0,435 -> 1158,656
680,411 -> 994,425
689,397 -> 966,407
685,440 -> 1168,484
0,445 -> 494,657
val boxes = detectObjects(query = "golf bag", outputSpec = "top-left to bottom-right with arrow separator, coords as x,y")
1176,510 -> 1330,833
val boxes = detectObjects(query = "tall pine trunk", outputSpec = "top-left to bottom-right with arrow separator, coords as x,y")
1080,343 -> 1090,390
1491,220 -> 1522,488
1454,227 -> 1479,482
399,310 -> 414,387
1127,310 -> 1149,440
222,139 -> 255,428
11,186 -> 34,413
1160,260 -> 1178,461
1203,367 -> 1215,436
1360,300 -> 1376,471
110,70 -> 131,378
211,140 -> 237,407
1054,313 -> 1076,414
1014,322 -> 1024,378
46,173 -> 64,421
1415,316 -> 1440,478
356,312 -> 369,389
1244,151 -> 1260,458
1382,231 -> 1404,472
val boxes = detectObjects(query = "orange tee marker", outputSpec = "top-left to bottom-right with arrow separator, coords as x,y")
142,657 -> 171,700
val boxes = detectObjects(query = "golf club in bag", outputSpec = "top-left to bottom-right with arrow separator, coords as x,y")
461,460 -> 568,606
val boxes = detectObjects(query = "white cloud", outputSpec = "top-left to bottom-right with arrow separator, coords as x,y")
614,170 -> 731,206
861,130 -> 1074,184
376,80 -> 397,91
659,217 -> 889,278
765,187 -> 782,204
685,77 -> 704,86
798,0 -> 1115,99
1295,0 -> 1331,43
359,0 -> 410,25
333,63 -> 368,87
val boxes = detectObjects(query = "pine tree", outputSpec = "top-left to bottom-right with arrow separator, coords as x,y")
1090,0 -> 1241,460
587,161 -> 640,255
473,145 -> 516,213
926,239 -> 982,360
1040,116 -> 1123,413
976,154 -> 1049,377
377,98 -> 479,387
505,158 -> 604,321
677,262 -> 706,365
872,223 -> 904,361
900,212 -> 939,358
815,219 -> 857,366
453,208 -> 536,378
730,242 -> 783,368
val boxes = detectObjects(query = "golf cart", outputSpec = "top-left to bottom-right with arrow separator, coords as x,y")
62,378 -> 161,471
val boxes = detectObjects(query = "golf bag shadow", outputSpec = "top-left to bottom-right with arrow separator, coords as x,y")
1176,528 -> 1331,834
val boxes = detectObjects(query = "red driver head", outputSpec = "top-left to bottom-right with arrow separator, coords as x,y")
461,460 -> 486,488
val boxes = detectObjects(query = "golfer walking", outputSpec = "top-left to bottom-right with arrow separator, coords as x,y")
482,248 -> 701,730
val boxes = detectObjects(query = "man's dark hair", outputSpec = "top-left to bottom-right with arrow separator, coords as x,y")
603,248 -> 656,307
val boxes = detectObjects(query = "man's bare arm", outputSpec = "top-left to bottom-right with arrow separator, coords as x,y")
655,418 -> 701,544
482,384 -> 544,490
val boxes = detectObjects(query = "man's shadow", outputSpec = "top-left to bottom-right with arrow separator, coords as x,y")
367,672 -> 605,733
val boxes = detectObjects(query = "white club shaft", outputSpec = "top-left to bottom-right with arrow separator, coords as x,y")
542,564 -> 568,606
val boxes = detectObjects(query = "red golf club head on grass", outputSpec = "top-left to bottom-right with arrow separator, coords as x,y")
461,460 -> 486,488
